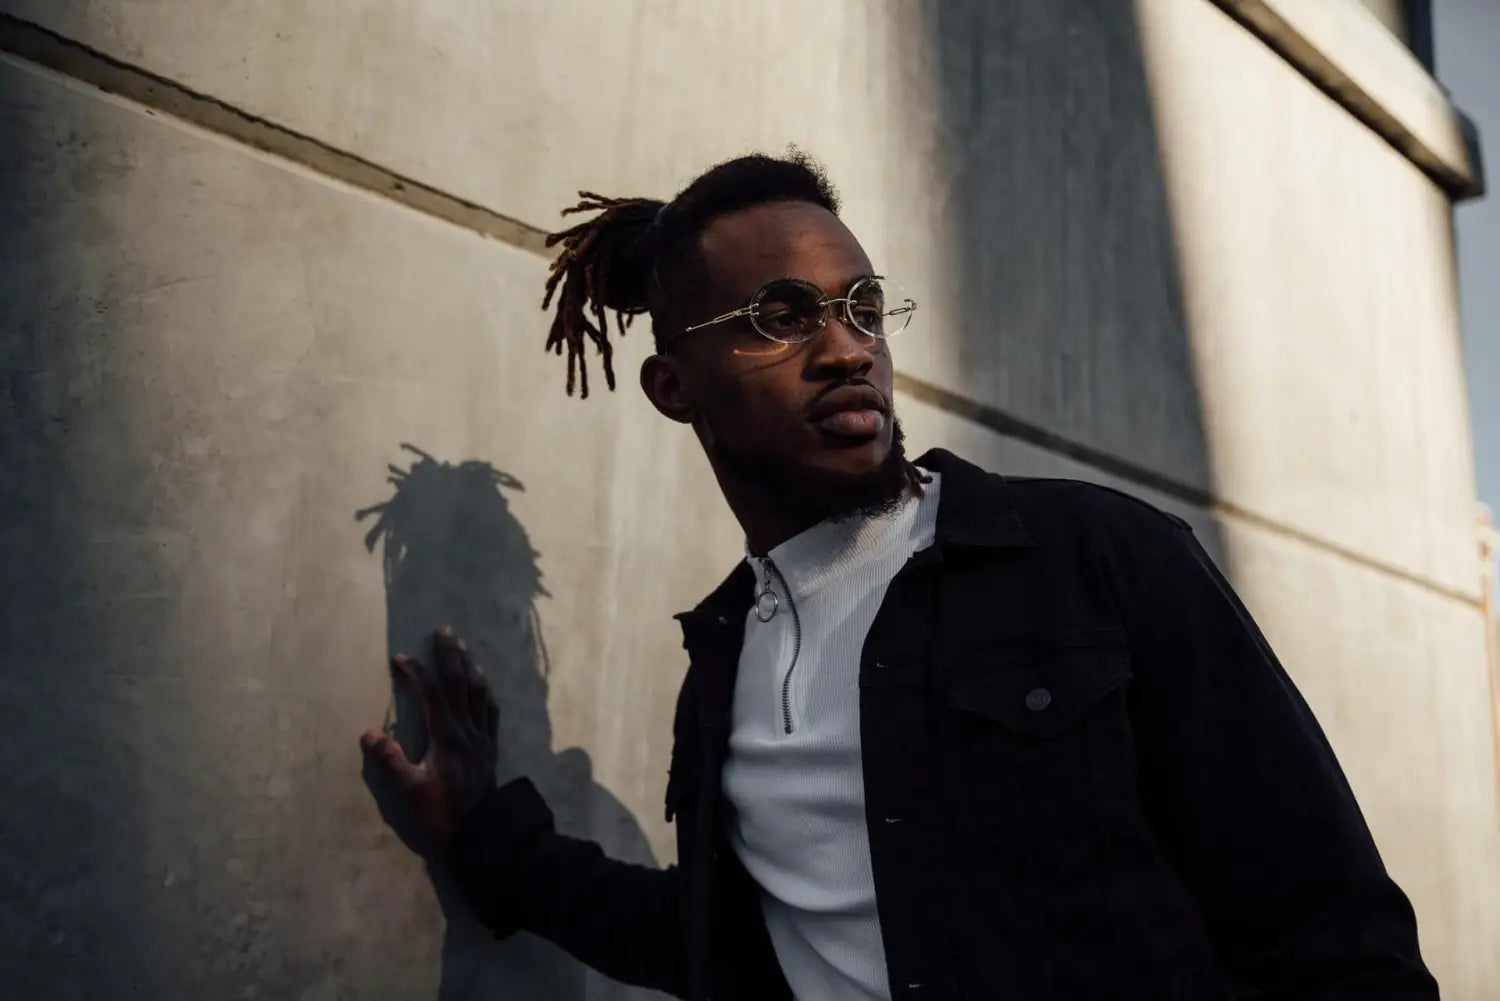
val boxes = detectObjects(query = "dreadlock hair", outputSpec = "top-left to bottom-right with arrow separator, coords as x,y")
541,150 -> 929,497
540,150 -> 839,399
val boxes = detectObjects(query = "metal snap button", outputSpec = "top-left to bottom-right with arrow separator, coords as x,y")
1024,687 -> 1053,712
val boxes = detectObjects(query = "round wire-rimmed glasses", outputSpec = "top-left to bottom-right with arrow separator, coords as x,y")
672,275 -> 918,346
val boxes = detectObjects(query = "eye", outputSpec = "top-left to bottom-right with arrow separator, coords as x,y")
759,308 -> 804,331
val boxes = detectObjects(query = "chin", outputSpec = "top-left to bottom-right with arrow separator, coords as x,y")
806,437 -> 893,482
710,415 -> 909,517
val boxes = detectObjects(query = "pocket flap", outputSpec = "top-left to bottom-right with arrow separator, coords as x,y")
947,647 -> 1132,739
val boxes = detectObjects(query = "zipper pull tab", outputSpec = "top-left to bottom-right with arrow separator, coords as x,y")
754,558 -> 779,622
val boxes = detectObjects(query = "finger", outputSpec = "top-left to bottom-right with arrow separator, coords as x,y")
466,662 -> 493,727
432,625 -> 468,688
392,653 -> 462,740
432,627 -> 482,726
360,727 -> 425,788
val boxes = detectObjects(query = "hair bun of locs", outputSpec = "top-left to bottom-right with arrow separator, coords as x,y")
541,191 -> 665,399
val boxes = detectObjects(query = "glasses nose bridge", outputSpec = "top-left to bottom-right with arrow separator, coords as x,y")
806,297 -> 878,362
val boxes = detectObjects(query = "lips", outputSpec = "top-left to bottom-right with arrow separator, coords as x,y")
806,384 -> 889,422
807,384 -> 890,439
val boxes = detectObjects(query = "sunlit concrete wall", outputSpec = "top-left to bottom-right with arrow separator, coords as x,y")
1,1 -> 1496,999
1133,5 -> 1497,995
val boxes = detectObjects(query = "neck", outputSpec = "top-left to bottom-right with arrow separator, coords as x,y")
715,468 -> 833,557
710,459 -> 918,557
701,418 -> 915,554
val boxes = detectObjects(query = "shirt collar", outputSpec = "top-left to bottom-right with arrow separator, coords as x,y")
678,448 -> 1033,628
742,477 -> 930,598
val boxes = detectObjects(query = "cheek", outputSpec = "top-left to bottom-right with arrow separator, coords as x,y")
702,376 -> 805,444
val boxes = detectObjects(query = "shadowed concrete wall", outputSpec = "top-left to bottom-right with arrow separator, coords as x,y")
1,0 -> 1496,998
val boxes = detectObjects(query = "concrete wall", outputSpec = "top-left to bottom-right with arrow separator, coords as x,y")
1,1 -> 1496,998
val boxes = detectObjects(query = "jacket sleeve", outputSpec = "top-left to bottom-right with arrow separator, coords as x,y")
446,777 -> 690,998
1125,520 -> 1438,1000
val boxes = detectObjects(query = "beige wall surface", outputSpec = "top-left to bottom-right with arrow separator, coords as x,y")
0,0 -> 1217,497
0,55 -> 714,1000
1138,0 -> 1481,596
2,0 -> 1497,998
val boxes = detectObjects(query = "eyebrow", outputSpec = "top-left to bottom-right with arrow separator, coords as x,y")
776,272 -> 876,296
827,272 -> 877,297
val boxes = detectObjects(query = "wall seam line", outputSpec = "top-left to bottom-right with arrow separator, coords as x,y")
0,13 -> 554,255
896,373 -> 1484,608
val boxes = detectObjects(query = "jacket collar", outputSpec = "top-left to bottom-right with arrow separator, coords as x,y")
915,448 -> 1035,551
675,448 -> 1033,630
674,561 -> 756,637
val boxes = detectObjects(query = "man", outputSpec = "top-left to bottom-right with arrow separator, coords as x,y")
360,152 -> 1437,1000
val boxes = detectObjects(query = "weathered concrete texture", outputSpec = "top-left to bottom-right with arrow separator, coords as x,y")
3,0 -> 1497,998
0,0 -> 937,267
0,56 -> 715,1000
0,1 -> 1480,591
1137,0 -> 1482,599
0,1 -> 1477,525
1212,0 -> 1475,197
0,0 -> 1219,508
901,393 -> 1500,999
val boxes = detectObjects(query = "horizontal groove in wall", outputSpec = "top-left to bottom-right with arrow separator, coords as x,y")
0,13 -> 1482,608
0,13 -> 554,254
897,373 -> 1483,608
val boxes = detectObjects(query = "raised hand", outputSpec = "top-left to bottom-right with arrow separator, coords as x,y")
360,626 -> 500,849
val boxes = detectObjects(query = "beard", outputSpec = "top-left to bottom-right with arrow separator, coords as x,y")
707,415 -> 914,525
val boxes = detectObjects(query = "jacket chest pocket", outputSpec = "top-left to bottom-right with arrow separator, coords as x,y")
943,644 -> 1136,850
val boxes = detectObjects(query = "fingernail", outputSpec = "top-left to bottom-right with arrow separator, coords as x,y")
438,624 -> 454,638
391,653 -> 409,665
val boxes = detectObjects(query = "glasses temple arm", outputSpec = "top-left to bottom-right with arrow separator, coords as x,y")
683,305 -> 755,333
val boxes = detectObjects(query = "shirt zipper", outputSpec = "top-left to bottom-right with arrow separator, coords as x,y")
759,556 -> 802,735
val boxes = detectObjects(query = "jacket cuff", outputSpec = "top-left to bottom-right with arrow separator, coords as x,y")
446,778 -> 556,937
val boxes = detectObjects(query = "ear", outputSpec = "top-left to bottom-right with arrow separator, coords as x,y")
639,354 -> 696,424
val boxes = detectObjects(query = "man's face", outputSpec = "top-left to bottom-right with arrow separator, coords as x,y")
666,200 -> 904,512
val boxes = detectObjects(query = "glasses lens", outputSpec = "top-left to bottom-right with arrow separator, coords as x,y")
848,277 -> 917,339
751,279 -> 827,343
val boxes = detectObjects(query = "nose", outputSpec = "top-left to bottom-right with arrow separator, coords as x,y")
805,310 -> 880,379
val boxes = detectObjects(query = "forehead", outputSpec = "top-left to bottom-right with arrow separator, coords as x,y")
695,201 -> 873,301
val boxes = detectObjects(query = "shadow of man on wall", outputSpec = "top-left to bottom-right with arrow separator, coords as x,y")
357,444 -> 660,1001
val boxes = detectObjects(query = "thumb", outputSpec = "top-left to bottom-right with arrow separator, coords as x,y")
360,727 -> 425,787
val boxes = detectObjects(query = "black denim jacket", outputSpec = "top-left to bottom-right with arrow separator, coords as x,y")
449,449 -> 1437,1001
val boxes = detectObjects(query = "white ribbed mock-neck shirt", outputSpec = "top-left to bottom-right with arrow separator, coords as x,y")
721,471 -> 942,1001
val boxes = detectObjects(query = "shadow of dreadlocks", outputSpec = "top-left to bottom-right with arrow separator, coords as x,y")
357,444 -> 662,1001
